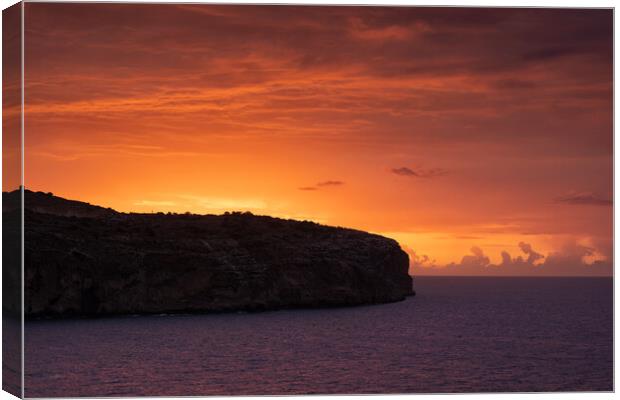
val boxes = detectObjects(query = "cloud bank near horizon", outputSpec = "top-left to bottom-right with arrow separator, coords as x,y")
408,241 -> 612,277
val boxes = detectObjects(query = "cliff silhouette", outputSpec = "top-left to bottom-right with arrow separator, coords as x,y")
4,190 -> 414,318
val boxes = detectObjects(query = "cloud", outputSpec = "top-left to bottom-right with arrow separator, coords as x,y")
522,46 -> 578,62
436,246 -> 498,275
30,143 -> 206,161
411,253 -> 434,268
410,240 -> 611,277
494,242 -> 544,271
299,180 -> 344,191
391,166 -> 447,178
317,180 -> 344,187
391,167 -> 416,176
459,246 -> 490,269
409,246 -> 483,275
402,244 -> 438,270
348,16 -> 420,41
518,241 -> 544,264
542,241 -> 609,275
554,191 -> 612,206
24,4 -> 612,163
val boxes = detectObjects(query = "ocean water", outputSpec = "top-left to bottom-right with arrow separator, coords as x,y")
24,277 -> 613,397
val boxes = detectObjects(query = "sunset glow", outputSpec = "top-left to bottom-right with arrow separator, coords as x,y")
20,4 -> 612,275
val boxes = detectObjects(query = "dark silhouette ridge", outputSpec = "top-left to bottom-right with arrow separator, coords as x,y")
3,190 -> 414,319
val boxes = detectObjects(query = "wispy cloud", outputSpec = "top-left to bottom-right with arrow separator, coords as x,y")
317,180 -> 344,187
391,166 -> 447,178
299,180 -> 345,191
554,191 -> 612,206
30,143 -> 207,161
347,16 -> 420,41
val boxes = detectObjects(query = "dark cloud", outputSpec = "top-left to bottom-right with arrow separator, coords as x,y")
402,244 -> 438,270
391,167 -> 446,178
298,186 -> 317,191
23,4 -> 612,159
392,167 -> 416,176
494,242 -> 545,271
518,241 -> 544,265
492,79 -> 537,90
317,180 -> 344,187
554,192 -> 612,206
542,242 -> 611,276
521,46 -> 578,62
456,246 -> 490,269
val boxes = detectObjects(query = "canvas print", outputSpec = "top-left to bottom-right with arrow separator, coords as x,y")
2,2 -> 613,397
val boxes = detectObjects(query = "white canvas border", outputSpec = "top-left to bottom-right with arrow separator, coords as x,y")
0,1 -> 615,399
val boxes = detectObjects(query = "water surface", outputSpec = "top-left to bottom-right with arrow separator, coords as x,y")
25,277 -> 613,396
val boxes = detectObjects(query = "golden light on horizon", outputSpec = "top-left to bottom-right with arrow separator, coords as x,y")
18,4 -> 612,276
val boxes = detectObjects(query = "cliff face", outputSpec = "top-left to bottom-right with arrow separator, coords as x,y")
7,190 -> 414,318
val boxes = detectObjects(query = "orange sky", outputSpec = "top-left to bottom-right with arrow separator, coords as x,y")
16,4 -> 613,276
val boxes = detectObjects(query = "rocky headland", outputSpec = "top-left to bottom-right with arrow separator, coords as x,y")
4,189 -> 414,318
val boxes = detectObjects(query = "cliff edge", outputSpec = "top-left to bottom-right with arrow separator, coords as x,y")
4,190 -> 414,318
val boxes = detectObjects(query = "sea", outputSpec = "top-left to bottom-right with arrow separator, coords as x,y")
23,276 -> 613,397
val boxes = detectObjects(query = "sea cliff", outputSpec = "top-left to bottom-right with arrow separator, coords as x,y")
4,190 -> 414,318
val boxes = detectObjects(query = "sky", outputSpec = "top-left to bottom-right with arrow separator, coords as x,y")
18,4 -> 613,276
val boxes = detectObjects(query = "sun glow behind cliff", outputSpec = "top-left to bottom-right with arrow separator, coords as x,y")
13,4 -> 612,276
